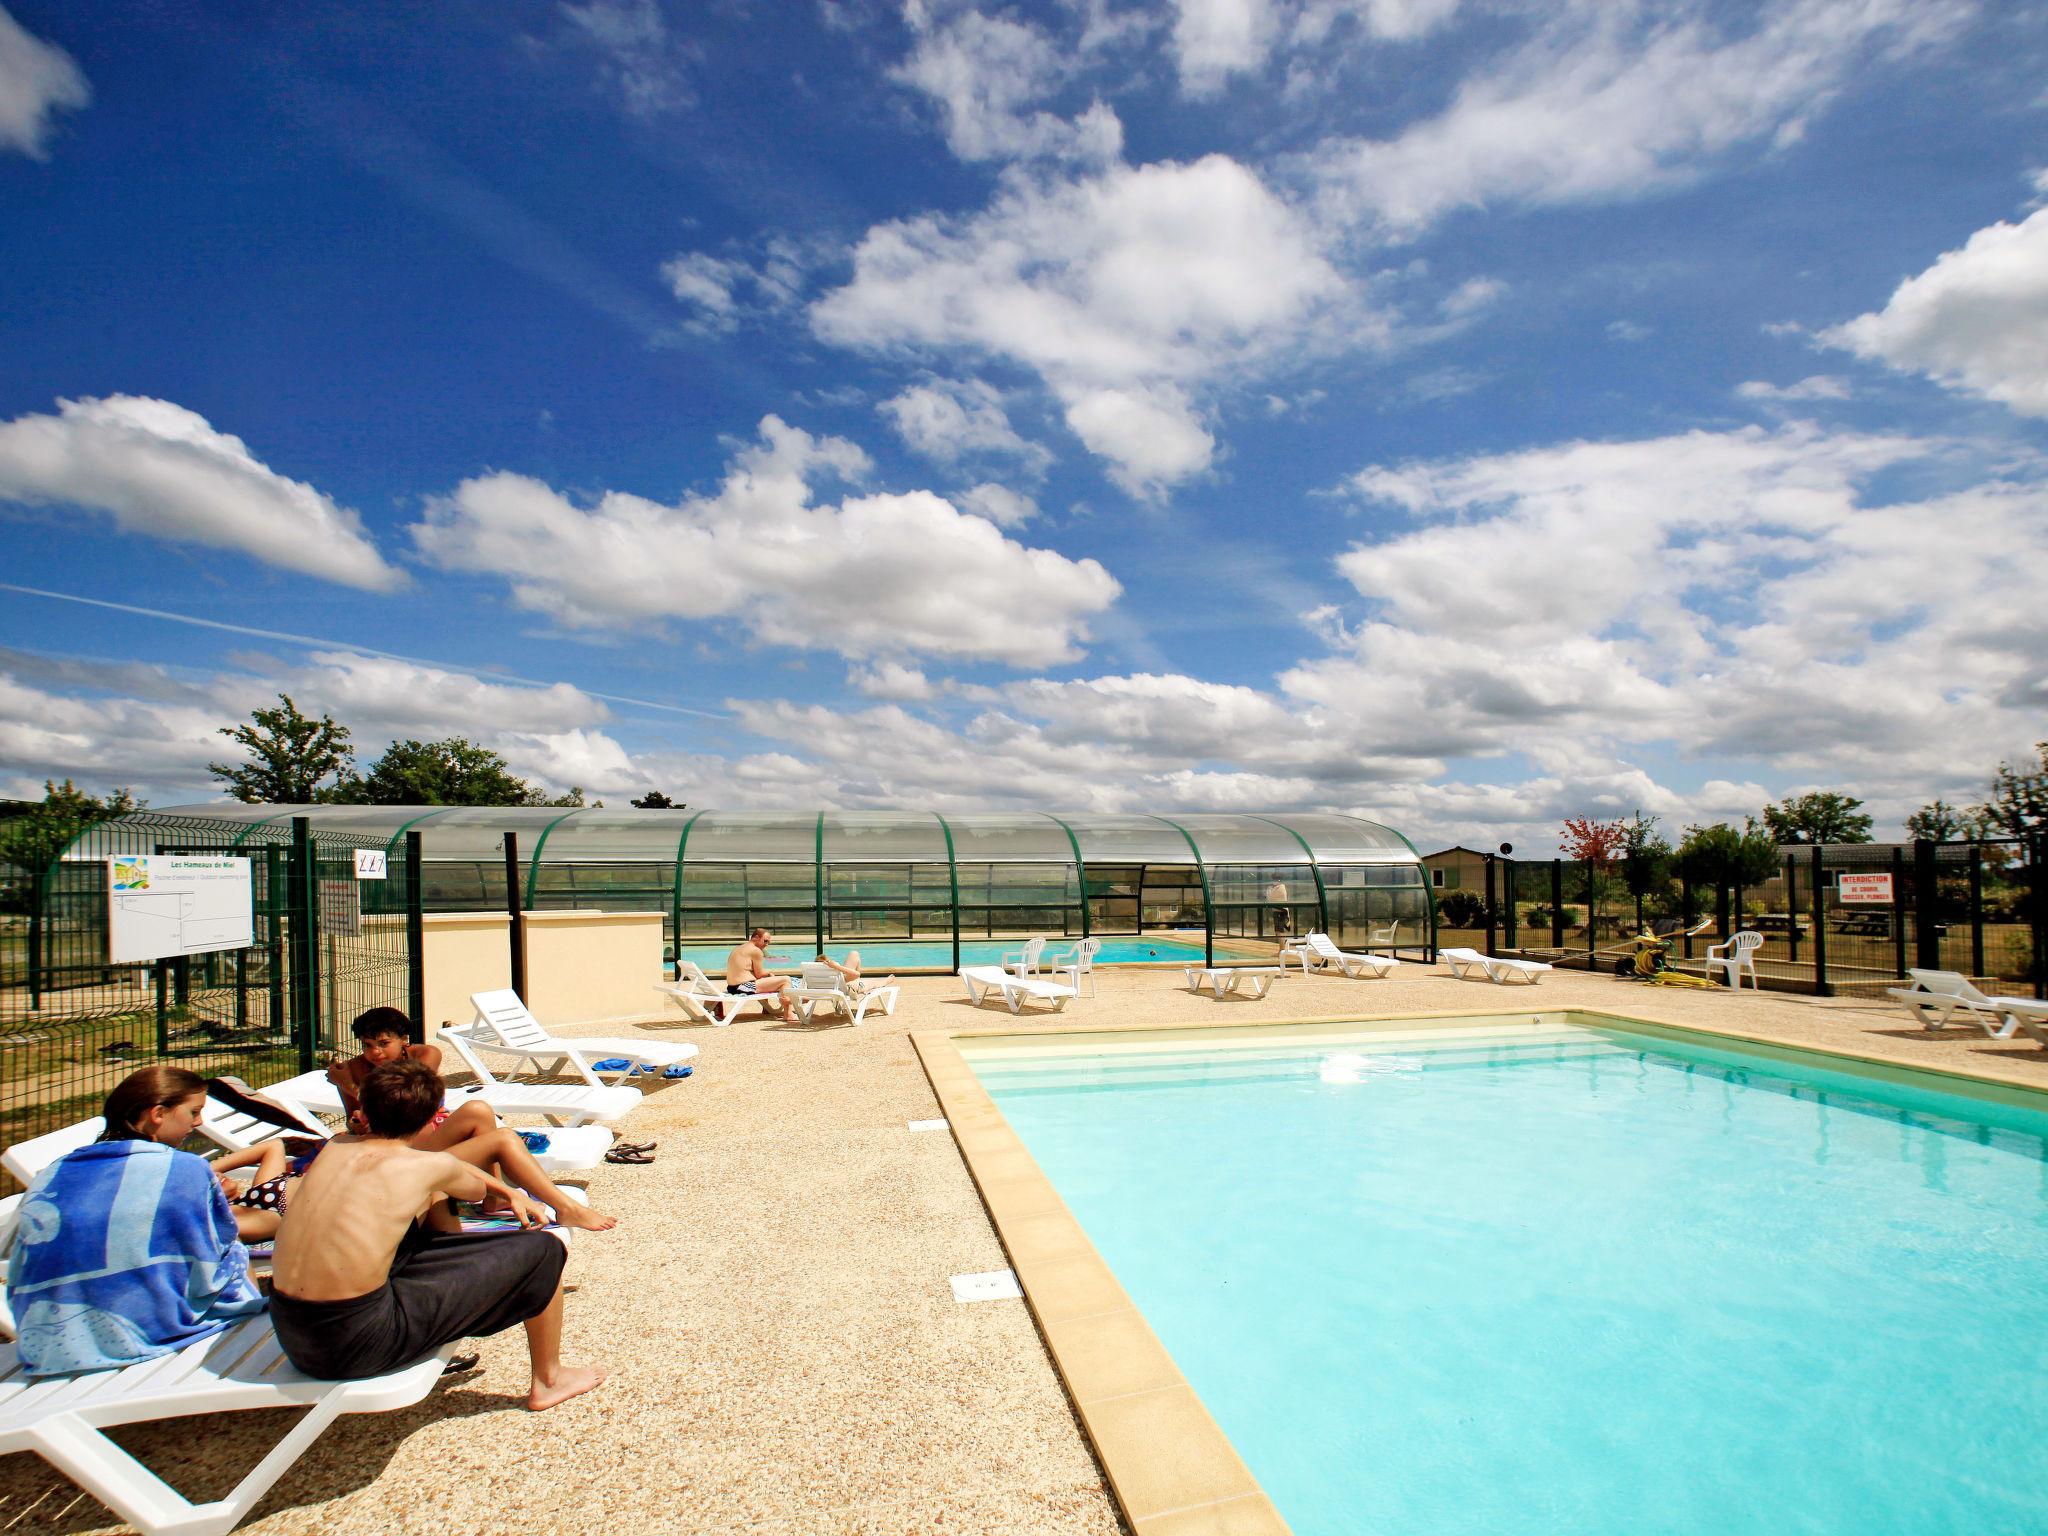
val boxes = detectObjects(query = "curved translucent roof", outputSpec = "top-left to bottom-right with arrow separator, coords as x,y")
137,806 -> 1419,865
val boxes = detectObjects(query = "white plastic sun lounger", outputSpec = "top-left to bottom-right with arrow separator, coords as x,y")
960,965 -> 1076,1014
786,964 -> 901,1025
0,1320 -> 452,1536
265,1063 -> 639,1130
1183,965 -> 1283,999
1441,947 -> 1552,984
459,989 -> 698,1085
1885,969 -> 2048,1039
654,961 -> 776,1026
1301,933 -> 1398,979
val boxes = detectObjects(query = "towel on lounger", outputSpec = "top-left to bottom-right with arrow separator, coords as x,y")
6,1139 -> 266,1377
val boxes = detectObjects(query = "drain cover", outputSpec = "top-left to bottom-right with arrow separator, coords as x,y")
907,1117 -> 950,1132
950,1269 -> 1023,1303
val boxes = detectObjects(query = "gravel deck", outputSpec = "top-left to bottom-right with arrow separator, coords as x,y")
6,962 -> 2046,1535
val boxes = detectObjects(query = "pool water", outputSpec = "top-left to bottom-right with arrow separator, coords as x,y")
672,936 -> 1211,972
969,1019 -> 2048,1534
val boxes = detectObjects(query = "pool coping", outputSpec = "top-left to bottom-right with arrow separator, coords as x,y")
911,1004 -> 2048,1536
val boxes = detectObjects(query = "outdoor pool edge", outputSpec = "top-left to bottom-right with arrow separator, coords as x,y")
912,1004 -> 2048,1536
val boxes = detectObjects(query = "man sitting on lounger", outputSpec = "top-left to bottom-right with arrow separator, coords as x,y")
268,1059 -> 605,1411
727,927 -> 797,1022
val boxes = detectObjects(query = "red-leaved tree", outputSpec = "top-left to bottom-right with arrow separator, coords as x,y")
1560,817 -> 1627,865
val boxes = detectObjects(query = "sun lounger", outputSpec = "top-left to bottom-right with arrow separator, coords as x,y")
654,961 -> 775,1026
960,964 -> 1076,1014
1183,965 -> 1283,999
1441,947 -> 1552,984
458,989 -> 698,1085
1300,932 -> 1398,979
1885,969 -> 2047,1038
786,964 -> 900,1025
197,1086 -> 612,1178
265,1064 -> 639,1130
0,1318 -> 451,1536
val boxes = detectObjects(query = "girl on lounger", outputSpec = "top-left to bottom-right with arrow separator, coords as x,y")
5,1067 -> 268,1377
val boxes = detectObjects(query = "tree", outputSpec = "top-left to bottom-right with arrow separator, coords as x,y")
1674,822 -> 1780,889
1559,816 -> 1627,865
1975,741 -> 2048,838
354,738 -> 547,806
630,791 -> 683,809
1759,791 -> 1873,845
1620,811 -> 1673,900
0,779 -> 143,877
1905,799 -> 1976,842
209,695 -> 355,803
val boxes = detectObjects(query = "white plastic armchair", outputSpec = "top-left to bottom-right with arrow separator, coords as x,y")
1044,937 -> 1101,995
1002,936 -> 1047,977
1704,930 -> 1765,990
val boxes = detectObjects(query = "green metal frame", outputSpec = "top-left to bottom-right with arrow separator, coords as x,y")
670,809 -> 705,973
1042,812 -> 1089,938
933,811 -> 962,973
1148,814 -> 1213,967
814,812 -> 826,951
1252,815 -> 1327,937
523,808 -> 586,908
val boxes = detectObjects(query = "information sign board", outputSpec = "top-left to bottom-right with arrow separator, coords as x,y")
108,855 -> 254,963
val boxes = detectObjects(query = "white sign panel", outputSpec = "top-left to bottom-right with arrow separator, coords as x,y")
321,876 -> 362,938
354,848 -> 388,880
108,855 -> 254,963
1838,872 -> 1894,904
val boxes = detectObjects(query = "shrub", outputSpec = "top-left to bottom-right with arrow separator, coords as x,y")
1436,890 -> 1487,928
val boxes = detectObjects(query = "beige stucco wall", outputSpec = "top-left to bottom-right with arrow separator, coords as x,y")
419,913 -> 512,1039
521,909 -> 664,1026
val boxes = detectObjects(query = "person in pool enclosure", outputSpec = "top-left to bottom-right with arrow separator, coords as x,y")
724,926 -> 798,1022
268,1057 -> 605,1410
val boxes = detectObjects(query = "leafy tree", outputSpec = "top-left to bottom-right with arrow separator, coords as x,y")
0,779 -> 143,876
1905,799 -> 1977,843
1559,816 -> 1627,864
1974,741 -> 2048,838
209,694 -> 355,803
354,738 -> 547,806
1620,811 -> 1673,899
1674,822 -> 1779,888
1759,791 -> 1873,845
630,790 -> 683,809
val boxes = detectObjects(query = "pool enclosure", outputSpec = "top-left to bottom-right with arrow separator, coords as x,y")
78,806 -> 1435,969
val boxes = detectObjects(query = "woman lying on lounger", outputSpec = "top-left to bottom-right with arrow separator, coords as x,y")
814,951 -> 896,997
5,1066 -> 269,1377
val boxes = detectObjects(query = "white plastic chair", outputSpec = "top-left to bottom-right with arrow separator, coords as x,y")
1044,937 -> 1101,995
1002,937 -> 1047,977
1704,930 -> 1765,990
1368,920 -> 1402,954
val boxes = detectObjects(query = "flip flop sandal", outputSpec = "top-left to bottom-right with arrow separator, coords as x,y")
441,1351 -> 482,1375
604,1147 -> 655,1165
612,1140 -> 658,1154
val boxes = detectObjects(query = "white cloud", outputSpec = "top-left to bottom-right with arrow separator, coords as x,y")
878,378 -> 1052,472
1172,0 -> 1279,97
891,5 -> 1121,163
1299,0 -> 1463,44
0,395 -> 401,589
409,415 -> 1120,667
1820,205 -> 2048,420
560,0 -> 694,116
659,239 -> 804,333
287,652 -> 609,738
0,4 -> 88,159
1309,0 -> 1960,235
813,154 -> 1346,493
1735,375 -> 1851,402
954,482 -> 1039,527
848,660 -> 934,700
1606,319 -> 1651,343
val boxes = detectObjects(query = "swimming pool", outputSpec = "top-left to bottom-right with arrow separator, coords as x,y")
963,1015 -> 2048,1534
673,936 -> 1211,972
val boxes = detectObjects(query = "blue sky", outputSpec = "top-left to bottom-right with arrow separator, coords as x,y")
1,0 -> 2044,852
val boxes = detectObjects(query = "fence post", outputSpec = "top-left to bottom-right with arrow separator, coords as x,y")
1682,875 -> 1695,958
1483,854 -> 1497,957
1809,845 -> 1828,995
154,961 -> 170,1055
1585,860 -> 1597,964
1632,858 -> 1643,933
1716,882 -> 1730,941
1913,838 -> 1941,971
266,845 -> 286,1043
1551,860 -> 1564,949
288,817 -> 319,1073
1968,843 -> 1984,979
25,866 -> 42,1012
504,832 -> 527,1003
406,830 -> 426,1043
2032,834 -> 2046,1001
1785,856 -> 1800,964
1503,859 -> 1518,949
1890,845 -> 1908,979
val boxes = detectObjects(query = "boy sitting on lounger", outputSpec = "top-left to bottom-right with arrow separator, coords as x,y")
726,927 -> 798,1022
268,1058 -> 605,1411
324,1006 -> 616,1233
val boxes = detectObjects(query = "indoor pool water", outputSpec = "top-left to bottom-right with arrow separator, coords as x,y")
672,936 -> 1209,971
968,1020 -> 2048,1534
